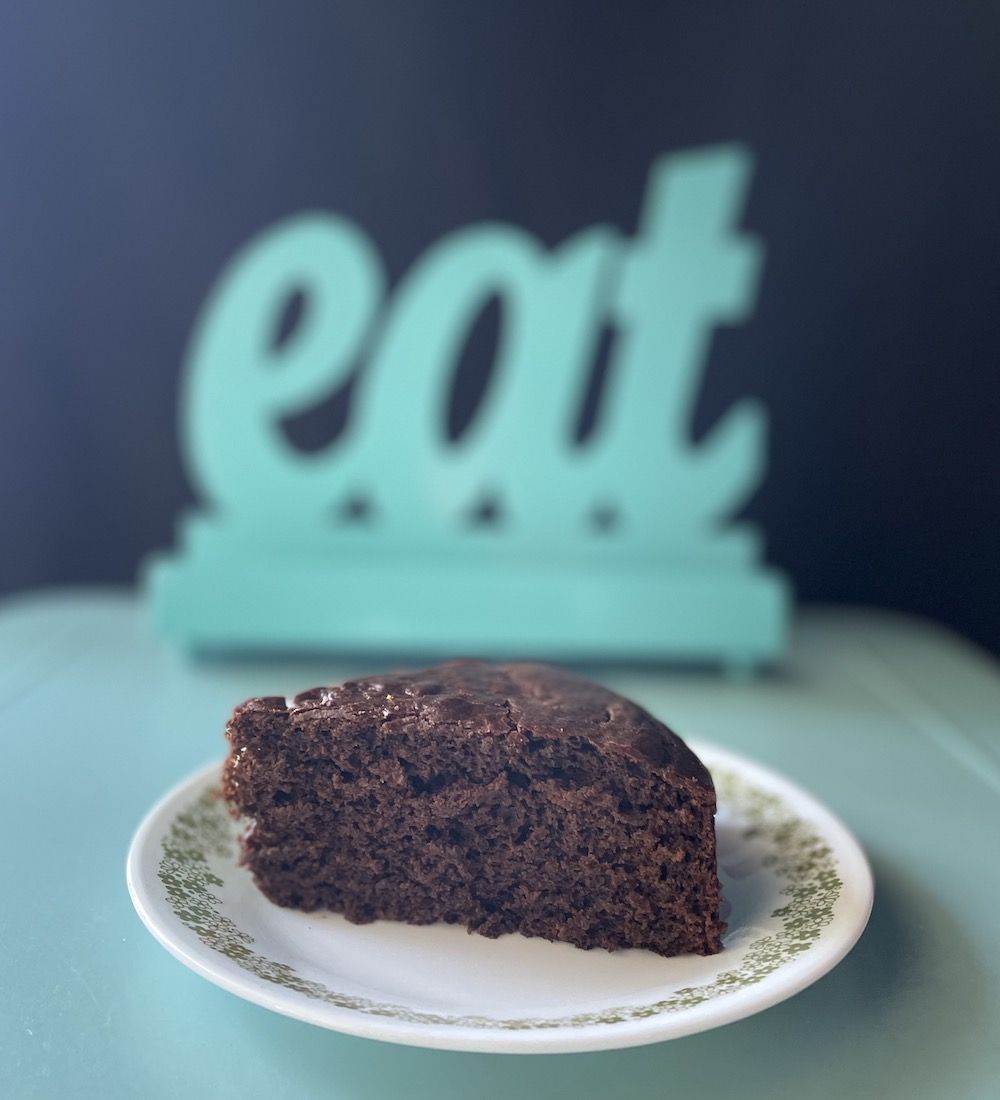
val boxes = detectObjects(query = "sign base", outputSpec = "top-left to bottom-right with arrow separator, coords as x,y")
145,546 -> 789,671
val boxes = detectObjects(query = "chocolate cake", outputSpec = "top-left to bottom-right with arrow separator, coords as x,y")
223,661 -> 724,957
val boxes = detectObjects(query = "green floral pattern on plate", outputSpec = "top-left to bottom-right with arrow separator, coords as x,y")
157,768 -> 841,1030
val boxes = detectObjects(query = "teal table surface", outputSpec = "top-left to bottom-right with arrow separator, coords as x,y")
2,589 -> 999,1100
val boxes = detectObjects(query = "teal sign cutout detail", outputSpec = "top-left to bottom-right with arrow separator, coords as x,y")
145,144 -> 790,667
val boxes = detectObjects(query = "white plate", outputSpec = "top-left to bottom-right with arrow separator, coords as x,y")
127,742 -> 873,1054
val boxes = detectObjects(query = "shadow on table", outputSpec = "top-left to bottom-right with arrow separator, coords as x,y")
238,852 -> 986,1100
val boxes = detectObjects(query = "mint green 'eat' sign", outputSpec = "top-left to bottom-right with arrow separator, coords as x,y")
145,144 -> 790,668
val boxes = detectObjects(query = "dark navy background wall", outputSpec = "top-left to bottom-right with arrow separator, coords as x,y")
2,1 -> 999,651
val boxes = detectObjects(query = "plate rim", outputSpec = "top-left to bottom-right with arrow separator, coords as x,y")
126,741 -> 874,1054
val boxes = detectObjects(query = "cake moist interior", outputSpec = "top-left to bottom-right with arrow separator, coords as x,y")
223,662 -> 724,957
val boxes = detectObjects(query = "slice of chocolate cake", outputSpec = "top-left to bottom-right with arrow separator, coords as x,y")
223,661 -> 724,956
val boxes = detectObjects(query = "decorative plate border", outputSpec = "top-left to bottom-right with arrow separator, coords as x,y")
156,766 -> 842,1031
